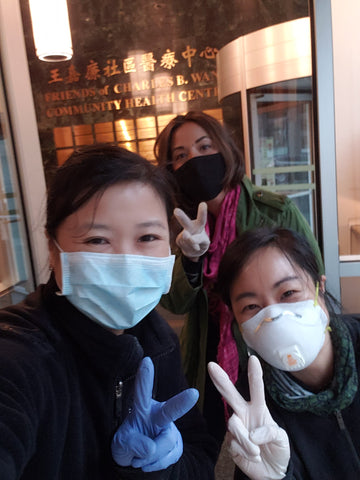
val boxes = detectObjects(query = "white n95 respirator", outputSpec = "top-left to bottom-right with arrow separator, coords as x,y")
240,299 -> 329,371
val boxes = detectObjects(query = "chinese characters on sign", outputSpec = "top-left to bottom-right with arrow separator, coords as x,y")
47,46 -> 218,84
43,45 -> 219,118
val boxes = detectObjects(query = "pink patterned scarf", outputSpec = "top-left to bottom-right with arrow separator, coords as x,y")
203,185 -> 241,395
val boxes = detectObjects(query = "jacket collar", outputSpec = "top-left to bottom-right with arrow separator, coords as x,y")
41,275 -> 176,378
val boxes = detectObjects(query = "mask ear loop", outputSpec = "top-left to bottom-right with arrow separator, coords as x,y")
52,238 -> 64,252
314,281 -> 332,333
314,282 -> 319,306
51,238 -> 66,296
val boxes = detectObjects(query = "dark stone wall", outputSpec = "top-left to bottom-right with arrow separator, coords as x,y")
19,0 -> 309,181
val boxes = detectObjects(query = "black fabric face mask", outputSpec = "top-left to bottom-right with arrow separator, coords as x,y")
173,153 -> 226,204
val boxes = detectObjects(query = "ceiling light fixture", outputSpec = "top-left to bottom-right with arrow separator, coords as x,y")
29,0 -> 73,62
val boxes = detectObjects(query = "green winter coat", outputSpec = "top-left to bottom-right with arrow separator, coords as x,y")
160,177 -> 324,408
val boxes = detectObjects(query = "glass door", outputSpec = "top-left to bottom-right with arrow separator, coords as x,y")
248,77 -> 316,231
0,67 -> 34,307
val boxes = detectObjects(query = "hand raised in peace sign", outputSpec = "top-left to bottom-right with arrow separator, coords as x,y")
208,356 -> 290,480
112,357 -> 199,472
174,202 -> 210,261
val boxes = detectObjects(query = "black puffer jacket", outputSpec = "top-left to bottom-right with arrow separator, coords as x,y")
0,276 -> 217,479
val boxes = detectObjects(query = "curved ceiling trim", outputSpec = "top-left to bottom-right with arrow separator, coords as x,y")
217,17 -> 311,101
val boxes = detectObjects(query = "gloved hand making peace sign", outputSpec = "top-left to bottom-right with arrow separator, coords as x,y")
112,357 -> 199,472
174,202 -> 210,261
208,356 -> 290,480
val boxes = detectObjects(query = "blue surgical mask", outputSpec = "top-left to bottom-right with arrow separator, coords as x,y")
56,250 -> 175,330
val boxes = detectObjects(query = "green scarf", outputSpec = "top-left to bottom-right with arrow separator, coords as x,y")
262,315 -> 358,415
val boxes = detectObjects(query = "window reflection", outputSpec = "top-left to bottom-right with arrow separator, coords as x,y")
52,109 -> 223,163
115,119 -> 135,143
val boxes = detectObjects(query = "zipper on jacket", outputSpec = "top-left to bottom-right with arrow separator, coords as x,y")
335,410 -> 346,430
335,410 -> 360,471
115,380 -> 123,421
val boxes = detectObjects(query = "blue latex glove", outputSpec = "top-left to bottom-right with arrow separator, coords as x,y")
111,356 -> 199,472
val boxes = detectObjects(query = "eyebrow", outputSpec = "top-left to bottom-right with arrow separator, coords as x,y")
80,223 -> 110,230
172,135 -> 211,153
78,220 -> 168,231
136,220 -> 168,230
232,275 -> 299,303
232,291 -> 256,303
274,275 -> 299,288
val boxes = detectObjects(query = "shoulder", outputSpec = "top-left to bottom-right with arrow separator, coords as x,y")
0,309 -> 66,419
241,176 -> 290,212
339,314 -> 360,342
0,287 -> 63,373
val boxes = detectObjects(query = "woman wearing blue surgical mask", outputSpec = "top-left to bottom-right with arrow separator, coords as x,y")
154,111 -> 324,445
209,227 -> 360,480
0,144 -> 218,479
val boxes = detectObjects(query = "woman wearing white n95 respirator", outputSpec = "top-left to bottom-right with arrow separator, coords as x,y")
0,144 -> 217,479
209,227 -> 360,480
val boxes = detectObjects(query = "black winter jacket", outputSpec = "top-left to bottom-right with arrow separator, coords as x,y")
0,276 -> 217,479
234,315 -> 360,480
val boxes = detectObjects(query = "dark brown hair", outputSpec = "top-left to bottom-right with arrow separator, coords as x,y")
217,227 -> 324,308
154,111 -> 245,191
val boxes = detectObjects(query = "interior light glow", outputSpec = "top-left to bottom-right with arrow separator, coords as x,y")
29,0 -> 73,62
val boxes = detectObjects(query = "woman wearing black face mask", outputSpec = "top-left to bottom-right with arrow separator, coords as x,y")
154,111 -> 324,447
